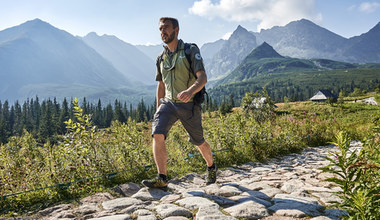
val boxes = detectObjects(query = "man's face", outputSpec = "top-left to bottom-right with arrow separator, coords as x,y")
159,20 -> 177,44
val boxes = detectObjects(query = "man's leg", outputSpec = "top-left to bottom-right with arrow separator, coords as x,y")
198,140 -> 217,185
197,140 -> 213,167
153,134 -> 167,175
141,133 -> 168,188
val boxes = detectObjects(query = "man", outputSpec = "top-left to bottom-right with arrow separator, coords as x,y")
142,17 -> 217,188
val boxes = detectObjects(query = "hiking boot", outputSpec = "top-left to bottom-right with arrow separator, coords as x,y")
141,174 -> 168,188
206,165 -> 217,185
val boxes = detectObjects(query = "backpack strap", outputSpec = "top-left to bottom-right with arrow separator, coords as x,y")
184,43 -> 196,78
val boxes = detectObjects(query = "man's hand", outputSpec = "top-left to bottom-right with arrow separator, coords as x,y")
177,90 -> 193,103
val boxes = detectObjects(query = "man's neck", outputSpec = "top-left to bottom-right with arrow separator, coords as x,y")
166,39 -> 179,52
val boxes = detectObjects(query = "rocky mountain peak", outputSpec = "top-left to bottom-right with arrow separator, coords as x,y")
246,42 -> 283,60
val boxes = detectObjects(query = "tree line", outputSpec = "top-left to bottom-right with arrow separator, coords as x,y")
0,95 -> 232,144
0,97 -> 158,144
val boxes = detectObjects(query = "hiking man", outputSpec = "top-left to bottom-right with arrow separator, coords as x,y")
142,17 -> 216,188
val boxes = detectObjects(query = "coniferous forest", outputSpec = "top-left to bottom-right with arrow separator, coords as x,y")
0,96 -> 227,144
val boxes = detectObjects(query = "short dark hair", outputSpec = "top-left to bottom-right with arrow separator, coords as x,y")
159,17 -> 179,29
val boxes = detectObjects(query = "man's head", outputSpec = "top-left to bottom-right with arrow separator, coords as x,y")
159,17 -> 179,44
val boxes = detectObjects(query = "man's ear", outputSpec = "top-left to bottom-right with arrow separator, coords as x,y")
175,26 -> 179,36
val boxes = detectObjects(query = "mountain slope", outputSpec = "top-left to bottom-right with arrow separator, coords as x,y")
217,42 -> 363,85
254,19 -> 347,61
344,22 -> 380,63
81,33 -> 156,85
0,19 -> 137,102
205,25 -> 257,81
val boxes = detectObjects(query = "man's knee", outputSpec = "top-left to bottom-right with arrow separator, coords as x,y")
153,133 -> 165,142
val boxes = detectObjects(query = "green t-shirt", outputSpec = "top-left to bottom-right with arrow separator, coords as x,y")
156,40 -> 205,102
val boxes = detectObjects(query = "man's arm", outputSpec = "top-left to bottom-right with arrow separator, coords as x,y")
177,70 -> 207,103
156,80 -> 165,109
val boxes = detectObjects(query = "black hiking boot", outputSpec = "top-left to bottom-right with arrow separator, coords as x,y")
141,174 -> 168,189
206,164 -> 217,185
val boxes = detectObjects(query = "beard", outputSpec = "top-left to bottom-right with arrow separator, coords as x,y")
162,30 -> 176,44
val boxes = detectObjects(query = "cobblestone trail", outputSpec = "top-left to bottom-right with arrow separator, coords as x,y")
32,142 -> 363,220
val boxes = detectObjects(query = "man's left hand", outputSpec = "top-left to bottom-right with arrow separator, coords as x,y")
177,90 -> 192,103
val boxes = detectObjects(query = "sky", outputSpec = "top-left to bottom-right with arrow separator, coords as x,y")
0,0 -> 380,47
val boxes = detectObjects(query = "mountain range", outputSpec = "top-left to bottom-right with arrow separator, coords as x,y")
0,18 -> 379,103
201,19 -> 380,84
0,19 -> 155,103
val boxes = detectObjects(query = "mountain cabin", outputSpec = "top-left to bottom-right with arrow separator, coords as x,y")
310,90 -> 338,102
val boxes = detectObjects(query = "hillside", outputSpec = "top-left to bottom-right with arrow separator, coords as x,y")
0,19 -> 154,103
211,42 -> 380,103
81,33 -> 156,85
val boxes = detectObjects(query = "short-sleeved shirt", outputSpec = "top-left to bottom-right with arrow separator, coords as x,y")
155,40 -> 205,102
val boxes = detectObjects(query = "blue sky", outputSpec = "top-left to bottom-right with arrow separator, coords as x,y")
0,0 -> 379,46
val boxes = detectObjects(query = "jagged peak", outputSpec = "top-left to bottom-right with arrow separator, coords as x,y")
246,42 -> 283,60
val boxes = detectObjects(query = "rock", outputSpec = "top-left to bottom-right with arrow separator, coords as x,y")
81,192 -> 115,204
224,201 -> 269,219
217,185 -> 242,197
75,204 -> 99,215
132,188 -> 170,201
176,196 -> 218,210
102,198 -> 143,210
324,209 -> 348,219
196,204 -> 236,220
269,194 -> 325,217
155,204 -> 192,218
112,183 -> 141,197
274,209 -> 307,218
89,214 -> 132,220
259,187 -> 283,198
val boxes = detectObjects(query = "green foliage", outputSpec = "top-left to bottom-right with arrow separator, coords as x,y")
321,129 -> 380,219
241,89 -> 276,123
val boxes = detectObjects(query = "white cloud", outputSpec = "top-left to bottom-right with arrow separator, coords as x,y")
359,2 -> 380,13
222,32 -> 233,40
189,0 -> 322,31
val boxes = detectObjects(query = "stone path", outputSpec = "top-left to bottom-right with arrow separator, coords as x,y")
34,141 -> 363,220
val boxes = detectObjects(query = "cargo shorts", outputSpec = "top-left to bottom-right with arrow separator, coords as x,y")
152,98 -> 205,146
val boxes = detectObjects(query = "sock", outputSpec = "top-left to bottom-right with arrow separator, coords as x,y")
207,163 -> 216,170
158,173 -> 167,181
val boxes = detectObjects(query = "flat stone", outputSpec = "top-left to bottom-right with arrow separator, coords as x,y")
242,190 -> 271,201
203,184 -> 221,195
112,183 -> 141,197
132,188 -> 170,201
280,179 -> 306,193
102,198 -> 143,210
176,196 -> 218,210
224,201 -> 269,219
137,215 -> 157,220
162,217 -> 189,220
88,214 -> 132,220
75,204 -> 99,215
269,194 -> 324,217
274,209 -> 307,218
155,204 -> 192,218
161,194 -> 182,203
312,192 -> 343,206
259,187 -> 283,198
181,188 -> 206,197
217,185 -> 242,197
133,209 -> 154,216
229,195 -> 272,207
80,192 -> 115,204
196,203 -> 236,220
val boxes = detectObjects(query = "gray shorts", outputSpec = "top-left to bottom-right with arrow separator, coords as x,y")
152,98 -> 205,146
